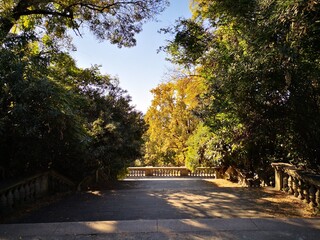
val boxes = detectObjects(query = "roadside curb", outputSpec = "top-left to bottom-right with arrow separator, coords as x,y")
1,218 -> 319,239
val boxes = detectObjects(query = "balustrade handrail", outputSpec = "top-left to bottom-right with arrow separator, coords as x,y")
271,162 -> 320,211
127,166 -> 221,178
127,166 -> 220,170
0,172 -> 48,194
271,163 -> 320,188
0,170 -> 76,214
0,170 -> 75,194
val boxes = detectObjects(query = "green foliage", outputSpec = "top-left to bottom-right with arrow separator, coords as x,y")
0,38 -> 88,179
160,19 -> 212,67
144,77 -> 202,166
162,0 -> 320,172
186,123 -> 214,170
0,35 -> 146,182
0,0 -> 159,183
85,82 -> 146,180
0,0 -> 168,47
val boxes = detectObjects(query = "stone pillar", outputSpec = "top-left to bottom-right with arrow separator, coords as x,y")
145,168 -> 153,177
180,168 -> 189,177
274,167 -> 284,191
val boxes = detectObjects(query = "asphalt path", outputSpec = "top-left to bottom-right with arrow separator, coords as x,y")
5,178 -> 312,224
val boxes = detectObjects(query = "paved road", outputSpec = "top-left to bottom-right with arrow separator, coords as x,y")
1,218 -> 320,240
1,178 -> 320,239
5,178 -> 313,223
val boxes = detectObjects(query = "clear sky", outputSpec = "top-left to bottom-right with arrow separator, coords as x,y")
70,0 -> 192,113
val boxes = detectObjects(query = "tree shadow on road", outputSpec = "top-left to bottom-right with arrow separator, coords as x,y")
4,178 -> 313,224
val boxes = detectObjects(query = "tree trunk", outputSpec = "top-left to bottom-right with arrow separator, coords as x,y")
0,17 -> 15,43
0,0 -> 31,43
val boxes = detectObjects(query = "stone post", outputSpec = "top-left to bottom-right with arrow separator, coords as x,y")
180,168 -> 189,177
274,166 -> 284,191
145,168 -> 153,177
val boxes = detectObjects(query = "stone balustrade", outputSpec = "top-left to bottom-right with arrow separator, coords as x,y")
127,167 -> 221,178
0,170 -> 75,214
271,163 -> 320,210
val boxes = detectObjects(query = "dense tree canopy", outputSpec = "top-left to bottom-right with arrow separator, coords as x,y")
156,0 -> 320,172
144,76 -> 203,166
0,0 -> 166,182
0,0 -> 168,47
0,36 -> 145,181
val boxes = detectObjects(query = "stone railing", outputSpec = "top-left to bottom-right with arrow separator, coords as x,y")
127,167 -> 221,178
271,163 -> 320,209
0,170 -> 75,214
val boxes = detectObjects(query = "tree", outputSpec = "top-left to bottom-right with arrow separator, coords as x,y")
0,0 -> 168,47
162,0 -> 320,171
0,34 -> 146,181
0,36 -> 88,179
144,76 -> 202,166
83,77 -> 146,180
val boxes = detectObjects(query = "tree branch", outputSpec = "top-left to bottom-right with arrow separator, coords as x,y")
19,9 -> 73,19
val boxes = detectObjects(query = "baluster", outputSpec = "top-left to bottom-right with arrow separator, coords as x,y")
13,187 -> 20,206
316,188 -> 320,208
29,181 -> 35,200
35,177 -> 41,198
288,176 -> 293,194
283,175 -> 288,192
19,185 -> 26,203
41,175 -> 49,196
0,193 -> 7,213
7,190 -> 13,209
25,183 -> 31,202
309,185 -> 316,207
292,178 -> 299,197
303,183 -> 310,204
297,180 -> 305,200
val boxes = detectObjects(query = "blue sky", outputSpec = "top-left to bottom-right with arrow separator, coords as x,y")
70,0 -> 191,113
